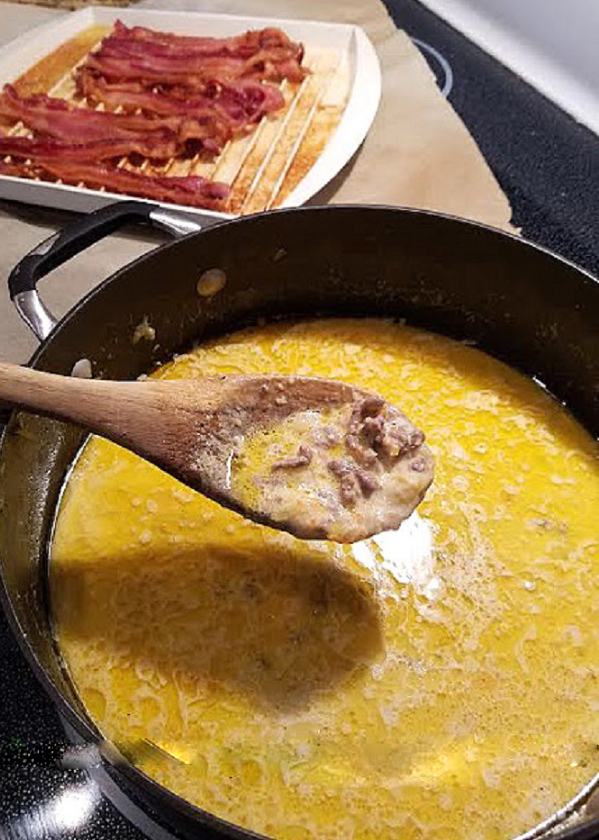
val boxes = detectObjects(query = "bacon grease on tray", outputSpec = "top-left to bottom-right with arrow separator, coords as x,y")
231,393 -> 434,543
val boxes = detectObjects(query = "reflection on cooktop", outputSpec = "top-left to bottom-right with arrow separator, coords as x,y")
1,1 -> 599,838
1,733 -> 142,840
6,779 -> 100,837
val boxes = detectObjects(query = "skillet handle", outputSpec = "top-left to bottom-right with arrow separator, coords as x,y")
8,200 -> 208,343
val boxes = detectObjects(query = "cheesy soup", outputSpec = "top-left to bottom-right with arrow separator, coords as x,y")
51,319 -> 599,840
231,395 -> 434,543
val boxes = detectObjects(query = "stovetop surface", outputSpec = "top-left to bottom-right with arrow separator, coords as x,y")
394,0 -> 599,279
1,1 -> 598,838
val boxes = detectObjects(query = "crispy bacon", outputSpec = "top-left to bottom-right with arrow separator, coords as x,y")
110,20 -> 304,62
99,35 -> 304,73
0,158 -> 229,210
0,85 -> 229,153
0,133 -> 180,162
76,70 -> 284,131
85,47 -> 304,87
104,21 -> 305,78
83,22 -> 307,86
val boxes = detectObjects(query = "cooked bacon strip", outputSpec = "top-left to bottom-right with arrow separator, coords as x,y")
0,85 -> 229,153
0,133 -> 180,162
166,79 -> 286,111
0,158 -> 229,210
83,51 -> 220,89
1,84 -> 158,141
102,39 -> 305,83
77,70 -> 284,131
85,45 -> 305,86
78,21 -> 306,91
100,34 -> 304,71
0,158 -> 23,177
110,20 -> 304,63
84,21 -> 306,86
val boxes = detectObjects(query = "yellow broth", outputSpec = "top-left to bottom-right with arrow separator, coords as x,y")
51,319 -> 599,840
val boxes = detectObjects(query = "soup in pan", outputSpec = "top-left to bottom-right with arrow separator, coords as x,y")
51,319 -> 599,840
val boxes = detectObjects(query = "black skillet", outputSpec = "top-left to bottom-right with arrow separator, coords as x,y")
0,201 -> 598,840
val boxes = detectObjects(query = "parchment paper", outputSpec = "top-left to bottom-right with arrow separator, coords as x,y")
0,0 -> 514,363
140,0 -> 515,230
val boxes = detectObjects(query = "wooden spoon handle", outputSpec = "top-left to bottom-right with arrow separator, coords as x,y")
0,361 -> 95,416
0,361 -> 158,442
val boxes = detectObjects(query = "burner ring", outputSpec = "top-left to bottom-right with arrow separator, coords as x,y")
412,37 -> 454,97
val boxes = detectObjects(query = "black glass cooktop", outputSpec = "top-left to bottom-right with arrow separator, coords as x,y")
390,0 -> 599,278
1,1 -> 599,838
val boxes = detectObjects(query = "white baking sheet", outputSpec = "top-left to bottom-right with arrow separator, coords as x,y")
0,6 -> 381,219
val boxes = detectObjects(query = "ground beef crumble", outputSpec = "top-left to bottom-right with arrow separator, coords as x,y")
271,444 -> 313,470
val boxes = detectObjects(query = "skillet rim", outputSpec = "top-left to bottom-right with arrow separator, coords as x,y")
1,202 -> 598,840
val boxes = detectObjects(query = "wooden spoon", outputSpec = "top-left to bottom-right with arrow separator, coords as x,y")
0,362 -> 434,543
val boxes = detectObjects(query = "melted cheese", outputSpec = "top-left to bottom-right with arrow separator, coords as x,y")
51,319 -> 599,840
